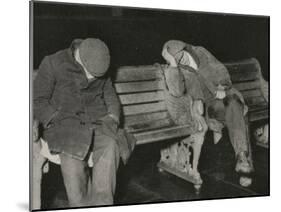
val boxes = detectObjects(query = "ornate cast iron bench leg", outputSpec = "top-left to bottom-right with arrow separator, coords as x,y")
158,127 -> 207,193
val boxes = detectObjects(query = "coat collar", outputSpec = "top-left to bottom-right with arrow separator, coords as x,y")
66,39 -> 85,73
66,39 -> 96,89
177,44 -> 201,73
183,44 -> 201,67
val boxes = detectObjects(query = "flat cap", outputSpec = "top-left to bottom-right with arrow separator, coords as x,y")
79,38 -> 110,77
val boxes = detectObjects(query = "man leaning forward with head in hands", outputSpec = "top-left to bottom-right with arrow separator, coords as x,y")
161,40 -> 254,187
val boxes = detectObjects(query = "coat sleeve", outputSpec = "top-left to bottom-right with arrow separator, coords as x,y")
104,78 -> 121,123
184,72 -> 205,101
163,66 -> 186,97
33,56 -> 58,126
201,46 -> 232,89
195,46 -> 232,93
210,58 -> 232,89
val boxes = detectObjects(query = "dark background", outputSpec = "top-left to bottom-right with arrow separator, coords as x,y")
32,1 -> 269,80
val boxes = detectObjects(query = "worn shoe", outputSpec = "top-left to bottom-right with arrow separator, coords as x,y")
239,176 -> 252,187
235,151 -> 252,174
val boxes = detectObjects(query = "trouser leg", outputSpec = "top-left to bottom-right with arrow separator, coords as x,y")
224,97 -> 249,156
208,97 -> 253,177
32,141 -> 47,210
89,131 -> 120,206
60,153 -> 89,207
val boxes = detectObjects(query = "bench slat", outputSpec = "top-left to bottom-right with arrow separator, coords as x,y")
229,71 -> 258,83
241,89 -> 262,99
245,96 -> 267,106
124,111 -> 169,127
248,104 -> 268,112
134,125 -> 193,145
127,118 -> 174,133
114,80 -> 164,93
249,110 -> 269,122
123,101 -> 166,116
119,91 -> 165,105
225,59 -> 258,71
226,63 -> 258,73
115,66 -> 162,82
225,59 -> 261,83
233,80 -> 261,92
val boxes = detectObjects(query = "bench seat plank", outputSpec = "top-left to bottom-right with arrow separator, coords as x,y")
122,101 -> 166,116
124,111 -> 169,126
133,125 -> 193,145
119,91 -> 165,105
127,118 -> 174,133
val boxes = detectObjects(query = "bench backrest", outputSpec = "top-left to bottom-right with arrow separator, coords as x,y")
224,58 -> 267,108
115,58 -> 268,128
225,58 -> 268,122
113,65 -> 173,133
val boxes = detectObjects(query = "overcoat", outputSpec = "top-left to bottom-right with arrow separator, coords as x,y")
33,39 -> 121,160
180,45 -> 248,132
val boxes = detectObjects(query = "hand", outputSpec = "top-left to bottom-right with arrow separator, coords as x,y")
108,114 -> 119,125
215,90 -> 226,99
215,84 -> 226,99
101,114 -> 119,135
